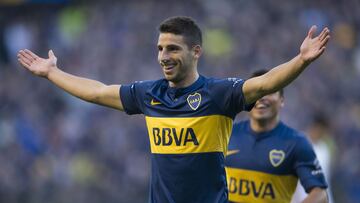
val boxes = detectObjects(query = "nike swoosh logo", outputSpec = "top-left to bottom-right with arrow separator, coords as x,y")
226,150 -> 240,156
151,99 -> 161,106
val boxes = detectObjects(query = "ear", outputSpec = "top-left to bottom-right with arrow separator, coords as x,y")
193,45 -> 202,59
280,95 -> 285,108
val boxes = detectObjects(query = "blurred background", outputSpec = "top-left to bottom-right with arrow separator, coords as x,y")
0,0 -> 359,202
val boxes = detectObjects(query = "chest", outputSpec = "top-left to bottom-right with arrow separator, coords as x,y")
144,88 -> 216,116
226,136 -> 296,175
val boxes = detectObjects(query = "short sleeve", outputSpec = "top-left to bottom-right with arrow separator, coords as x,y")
209,78 -> 254,118
293,135 -> 328,193
120,81 -> 152,115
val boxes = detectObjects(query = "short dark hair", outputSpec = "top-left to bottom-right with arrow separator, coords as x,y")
158,16 -> 202,48
250,69 -> 284,97
312,111 -> 329,128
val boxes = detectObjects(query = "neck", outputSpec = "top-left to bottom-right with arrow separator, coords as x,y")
250,116 -> 280,133
169,71 -> 199,88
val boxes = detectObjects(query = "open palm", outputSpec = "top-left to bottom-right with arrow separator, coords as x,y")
17,49 -> 57,78
300,26 -> 330,63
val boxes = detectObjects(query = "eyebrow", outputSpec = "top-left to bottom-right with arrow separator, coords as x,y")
157,44 -> 182,50
167,44 -> 181,49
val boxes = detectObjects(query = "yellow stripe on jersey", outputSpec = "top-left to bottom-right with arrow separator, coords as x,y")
225,167 -> 297,203
145,115 -> 233,154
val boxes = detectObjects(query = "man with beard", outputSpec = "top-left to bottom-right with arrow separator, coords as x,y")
18,16 -> 330,203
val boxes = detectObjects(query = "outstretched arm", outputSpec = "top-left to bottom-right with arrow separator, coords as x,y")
18,49 -> 124,111
243,26 -> 330,104
302,187 -> 328,203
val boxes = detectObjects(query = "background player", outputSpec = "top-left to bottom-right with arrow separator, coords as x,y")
17,16 -> 330,203
225,70 -> 328,203
291,113 -> 335,203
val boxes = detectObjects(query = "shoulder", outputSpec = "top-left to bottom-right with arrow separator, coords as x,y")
206,77 -> 245,87
278,124 -> 315,155
272,122 -> 313,150
132,79 -> 160,88
122,79 -> 164,94
231,120 -> 249,136
277,122 -> 305,139
120,79 -> 160,101
233,120 -> 249,130
204,76 -> 246,100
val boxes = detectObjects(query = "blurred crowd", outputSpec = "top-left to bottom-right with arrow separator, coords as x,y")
0,0 -> 359,202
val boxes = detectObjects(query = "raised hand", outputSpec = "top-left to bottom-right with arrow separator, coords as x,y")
17,49 -> 58,78
300,26 -> 330,63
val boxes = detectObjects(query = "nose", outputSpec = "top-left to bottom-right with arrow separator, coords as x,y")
159,49 -> 170,61
159,50 -> 170,66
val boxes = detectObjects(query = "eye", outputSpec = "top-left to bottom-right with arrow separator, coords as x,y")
157,46 -> 163,51
168,45 -> 180,52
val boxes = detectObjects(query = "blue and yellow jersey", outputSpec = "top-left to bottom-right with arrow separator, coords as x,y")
225,121 -> 328,203
120,75 -> 253,203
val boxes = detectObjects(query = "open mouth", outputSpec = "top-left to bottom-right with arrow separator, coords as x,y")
164,64 -> 175,70
255,103 -> 269,109
161,62 -> 177,73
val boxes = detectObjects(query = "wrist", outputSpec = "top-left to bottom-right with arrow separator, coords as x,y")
297,54 -> 311,67
46,66 -> 59,80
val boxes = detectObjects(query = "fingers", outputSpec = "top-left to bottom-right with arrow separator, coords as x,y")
18,49 -> 36,62
317,27 -> 330,48
320,35 -> 330,47
308,25 -> 317,38
318,46 -> 326,56
17,50 -> 33,67
318,27 -> 330,41
24,49 -> 40,60
18,56 -> 31,68
17,49 -> 42,70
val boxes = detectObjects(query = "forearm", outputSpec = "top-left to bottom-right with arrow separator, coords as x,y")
302,188 -> 328,203
47,67 -> 118,106
261,54 -> 308,95
17,49 -> 123,110
243,54 -> 309,104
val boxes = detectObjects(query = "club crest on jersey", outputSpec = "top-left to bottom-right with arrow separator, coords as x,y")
187,92 -> 201,110
269,149 -> 285,167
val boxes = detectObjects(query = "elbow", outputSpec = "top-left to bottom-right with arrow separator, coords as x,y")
256,77 -> 278,98
90,89 -> 104,104
303,188 -> 328,203
318,188 -> 329,203
323,191 -> 329,203
85,85 -> 106,104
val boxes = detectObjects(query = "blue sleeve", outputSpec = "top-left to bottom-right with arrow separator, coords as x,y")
209,78 -> 254,118
293,135 -> 328,193
120,81 -> 151,115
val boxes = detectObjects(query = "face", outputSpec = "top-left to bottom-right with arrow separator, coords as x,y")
157,33 -> 199,84
250,92 -> 284,122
